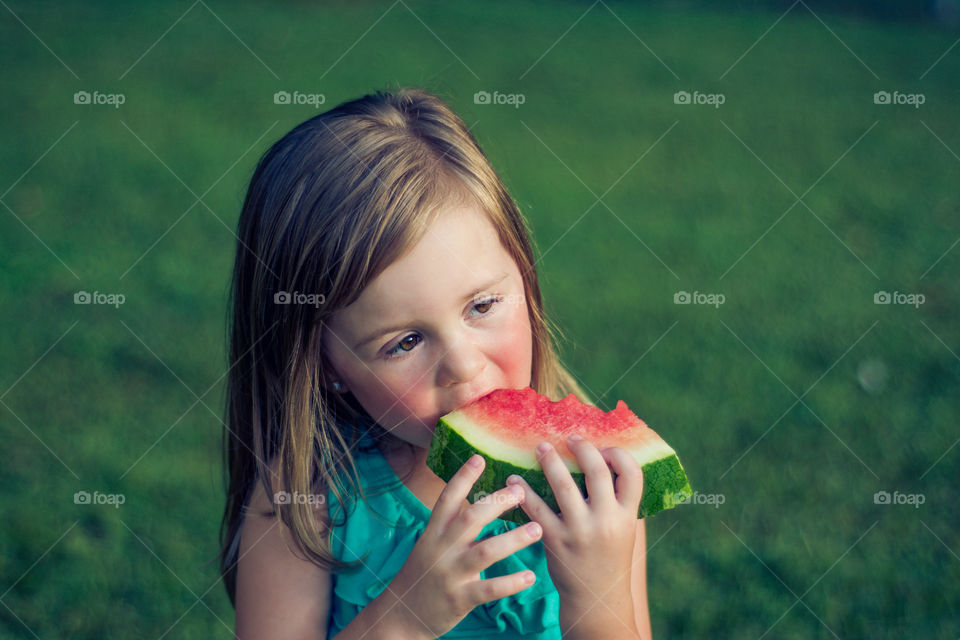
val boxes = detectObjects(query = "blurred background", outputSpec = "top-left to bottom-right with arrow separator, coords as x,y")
1,1 -> 958,637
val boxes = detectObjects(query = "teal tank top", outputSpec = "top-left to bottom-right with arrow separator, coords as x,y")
325,436 -> 562,638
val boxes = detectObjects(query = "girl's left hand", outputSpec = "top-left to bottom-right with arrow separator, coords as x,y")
506,435 -> 643,608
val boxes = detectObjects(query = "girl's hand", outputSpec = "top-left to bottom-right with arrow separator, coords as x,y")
506,435 -> 643,614
384,454 -> 544,640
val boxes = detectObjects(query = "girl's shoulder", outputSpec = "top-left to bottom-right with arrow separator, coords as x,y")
246,455 -> 329,525
235,456 -> 333,639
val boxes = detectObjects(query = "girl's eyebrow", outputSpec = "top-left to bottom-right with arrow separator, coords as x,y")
354,272 -> 510,350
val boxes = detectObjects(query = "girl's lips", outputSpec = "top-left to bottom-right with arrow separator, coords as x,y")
449,389 -> 495,414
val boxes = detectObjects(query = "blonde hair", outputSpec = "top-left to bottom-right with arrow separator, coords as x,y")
219,86 -> 592,607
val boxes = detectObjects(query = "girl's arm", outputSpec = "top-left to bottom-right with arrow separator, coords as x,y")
633,519 -> 653,640
561,519 -> 651,639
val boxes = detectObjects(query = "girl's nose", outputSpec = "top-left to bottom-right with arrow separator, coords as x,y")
436,335 -> 486,387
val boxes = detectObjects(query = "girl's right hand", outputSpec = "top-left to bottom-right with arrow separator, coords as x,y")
383,454 -> 543,639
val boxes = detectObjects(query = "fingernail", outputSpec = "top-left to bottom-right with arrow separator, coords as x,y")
506,474 -> 521,485
509,485 -> 524,497
523,571 -> 535,584
568,434 -> 583,442
537,442 -> 552,455
468,454 -> 483,468
525,522 -> 541,538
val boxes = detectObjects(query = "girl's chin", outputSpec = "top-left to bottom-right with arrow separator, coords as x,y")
383,420 -> 435,449
415,422 -> 437,448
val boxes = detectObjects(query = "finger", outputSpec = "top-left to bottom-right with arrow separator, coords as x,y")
448,484 -> 527,545
535,441 -> 588,519
566,435 -> 616,510
505,474 -> 562,533
429,454 -> 489,532
463,570 -> 537,607
462,520 -> 543,574
599,447 -> 644,509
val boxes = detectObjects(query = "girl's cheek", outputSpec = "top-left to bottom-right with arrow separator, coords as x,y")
496,304 -> 533,385
375,364 -> 433,415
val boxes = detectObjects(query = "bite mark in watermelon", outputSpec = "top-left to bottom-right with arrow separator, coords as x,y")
426,387 -> 693,524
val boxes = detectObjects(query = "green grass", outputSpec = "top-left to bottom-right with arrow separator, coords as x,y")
1,1 -> 958,637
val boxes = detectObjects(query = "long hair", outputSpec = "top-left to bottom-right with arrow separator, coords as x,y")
218,86 -> 592,607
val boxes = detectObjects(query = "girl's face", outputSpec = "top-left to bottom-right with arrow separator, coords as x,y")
322,205 -> 534,449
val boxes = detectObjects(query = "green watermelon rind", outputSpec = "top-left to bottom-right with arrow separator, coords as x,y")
427,414 -> 693,525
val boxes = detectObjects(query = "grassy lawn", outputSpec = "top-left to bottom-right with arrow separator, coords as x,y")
1,1 -> 958,637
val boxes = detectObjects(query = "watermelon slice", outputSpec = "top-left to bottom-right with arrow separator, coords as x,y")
426,387 -> 692,524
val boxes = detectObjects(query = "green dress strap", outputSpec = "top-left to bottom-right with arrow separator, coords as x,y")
325,437 -> 562,638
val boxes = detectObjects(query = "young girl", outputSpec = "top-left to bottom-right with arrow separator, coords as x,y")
219,87 -> 652,639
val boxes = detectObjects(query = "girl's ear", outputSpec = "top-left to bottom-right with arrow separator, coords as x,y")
318,344 -> 348,394
321,371 -> 347,394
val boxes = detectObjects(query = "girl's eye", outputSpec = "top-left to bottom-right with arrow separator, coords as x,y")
383,296 -> 503,359
387,334 -> 421,357
473,299 -> 495,314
